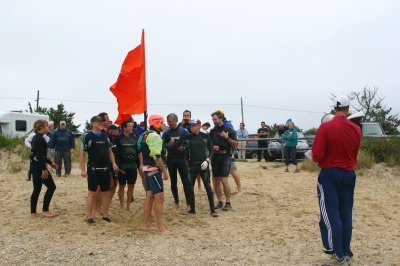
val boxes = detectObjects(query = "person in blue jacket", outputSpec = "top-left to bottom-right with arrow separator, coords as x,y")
283,119 -> 299,173
51,120 -> 75,177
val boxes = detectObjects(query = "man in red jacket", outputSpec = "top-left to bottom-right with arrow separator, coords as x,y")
312,95 -> 362,265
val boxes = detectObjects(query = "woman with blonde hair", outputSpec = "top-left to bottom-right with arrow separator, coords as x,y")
30,119 -> 58,218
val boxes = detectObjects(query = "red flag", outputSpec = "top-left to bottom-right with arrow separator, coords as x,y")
110,30 -> 147,125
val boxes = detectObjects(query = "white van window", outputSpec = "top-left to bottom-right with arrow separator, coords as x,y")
16,120 -> 27,132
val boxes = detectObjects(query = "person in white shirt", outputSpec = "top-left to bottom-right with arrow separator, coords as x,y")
236,123 -> 249,160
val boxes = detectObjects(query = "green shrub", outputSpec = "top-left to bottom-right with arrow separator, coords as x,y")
0,135 -> 24,150
356,150 -> 375,170
301,158 -> 319,172
361,137 -> 400,164
8,162 -> 23,173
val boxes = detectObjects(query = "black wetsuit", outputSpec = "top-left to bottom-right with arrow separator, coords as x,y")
82,131 -> 111,192
30,133 -> 56,214
179,132 -> 215,213
209,124 -> 238,177
162,126 -> 191,205
116,133 -> 138,185
137,129 -> 166,194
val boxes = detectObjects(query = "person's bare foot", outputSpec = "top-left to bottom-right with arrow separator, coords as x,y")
31,213 -> 39,218
41,211 -> 58,218
142,224 -> 152,231
158,228 -> 170,235
237,189 -> 243,196
174,203 -> 179,209
126,205 -> 131,211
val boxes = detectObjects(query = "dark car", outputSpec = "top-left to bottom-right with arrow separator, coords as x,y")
235,135 -> 262,159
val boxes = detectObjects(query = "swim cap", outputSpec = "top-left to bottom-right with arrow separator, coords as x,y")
148,114 -> 164,129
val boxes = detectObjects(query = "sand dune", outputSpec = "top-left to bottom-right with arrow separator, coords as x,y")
0,158 -> 399,265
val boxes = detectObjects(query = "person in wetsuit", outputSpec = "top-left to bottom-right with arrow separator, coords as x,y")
209,110 -> 238,211
30,119 -> 58,218
80,116 -> 118,225
138,114 -> 170,235
116,120 -> 138,211
162,113 -> 191,208
178,119 -> 218,217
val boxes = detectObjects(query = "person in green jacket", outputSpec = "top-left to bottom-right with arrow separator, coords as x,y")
283,119 -> 299,172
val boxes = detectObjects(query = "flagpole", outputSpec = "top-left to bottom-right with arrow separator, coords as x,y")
144,111 -> 148,130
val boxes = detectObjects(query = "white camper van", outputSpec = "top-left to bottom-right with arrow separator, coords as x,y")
0,110 -> 49,138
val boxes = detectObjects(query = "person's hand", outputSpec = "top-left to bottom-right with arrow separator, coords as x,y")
212,145 -> 219,151
41,170 -> 49,179
81,169 -> 87,178
220,131 -> 229,139
162,170 -> 169,181
112,163 -> 119,172
201,158 -> 210,170
177,146 -> 184,152
50,163 -> 58,170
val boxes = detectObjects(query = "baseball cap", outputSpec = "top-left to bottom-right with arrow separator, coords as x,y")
60,120 -> 66,125
332,95 -> 350,108
90,116 -> 102,123
189,119 -> 201,126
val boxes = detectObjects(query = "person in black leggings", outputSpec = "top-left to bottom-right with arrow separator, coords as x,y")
30,119 -> 58,218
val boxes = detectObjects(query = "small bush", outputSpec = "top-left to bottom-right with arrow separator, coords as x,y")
0,135 -> 24,150
8,162 -> 23,173
301,158 -> 319,172
357,150 -> 375,170
361,137 -> 400,164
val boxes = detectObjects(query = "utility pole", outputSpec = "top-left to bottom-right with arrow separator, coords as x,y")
35,90 -> 40,110
240,97 -> 244,124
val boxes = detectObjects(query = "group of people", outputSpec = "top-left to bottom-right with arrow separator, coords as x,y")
28,94 -> 362,264
29,109 -> 243,235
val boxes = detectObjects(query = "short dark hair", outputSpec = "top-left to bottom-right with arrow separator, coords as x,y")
211,111 -> 224,119
121,119 -> 133,129
334,106 -> 350,112
202,122 -> 211,127
183,110 -> 191,116
240,123 -> 245,127
98,112 -> 108,122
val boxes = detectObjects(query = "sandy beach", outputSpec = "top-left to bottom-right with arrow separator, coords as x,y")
0,156 -> 399,265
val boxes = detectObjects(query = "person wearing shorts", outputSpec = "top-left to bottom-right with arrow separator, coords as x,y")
138,114 -> 169,235
80,116 -> 118,225
116,120 -> 138,211
209,110 -> 238,211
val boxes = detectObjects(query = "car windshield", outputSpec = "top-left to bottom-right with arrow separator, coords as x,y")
362,123 -> 384,136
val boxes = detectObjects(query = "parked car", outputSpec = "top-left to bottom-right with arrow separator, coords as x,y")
361,122 -> 386,137
267,132 -> 310,161
234,136 -> 259,159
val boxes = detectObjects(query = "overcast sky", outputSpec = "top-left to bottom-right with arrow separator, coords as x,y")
1,0 -> 399,133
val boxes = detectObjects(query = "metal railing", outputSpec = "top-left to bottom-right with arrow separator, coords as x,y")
235,137 -> 313,161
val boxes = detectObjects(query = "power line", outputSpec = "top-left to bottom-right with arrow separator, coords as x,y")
0,97 -> 325,113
